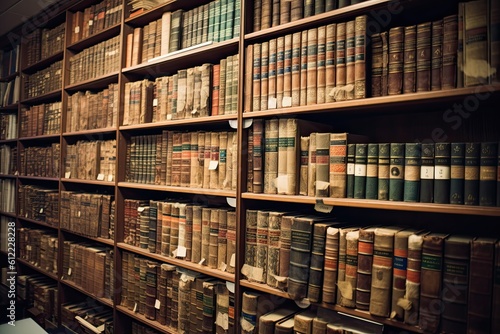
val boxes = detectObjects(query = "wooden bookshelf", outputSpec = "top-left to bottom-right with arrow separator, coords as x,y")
116,305 -> 177,334
60,279 -> 114,307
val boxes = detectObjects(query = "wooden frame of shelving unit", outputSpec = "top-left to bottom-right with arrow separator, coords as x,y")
1,0 -> 499,333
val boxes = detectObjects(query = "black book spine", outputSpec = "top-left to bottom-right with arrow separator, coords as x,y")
464,142 -> 480,206
450,142 -> 465,204
434,142 -> 451,204
479,142 -> 498,206
389,143 -> 405,201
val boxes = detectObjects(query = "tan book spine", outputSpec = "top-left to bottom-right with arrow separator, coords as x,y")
291,32 -> 301,107
317,25 -> 326,104
276,36 -> 285,108
322,227 -> 339,303
260,41 -> 269,111
339,230 -> 358,307
325,23 -> 336,103
252,43 -> 262,111
307,132 -> 317,197
226,211 -> 236,273
345,20 -> 355,100
283,33 -> 293,107
354,15 -> 367,99
244,44 -> 253,112
265,119 -> 279,194
334,22 -> 346,101
299,136 -> 310,196
267,211 -> 283,287
268,38 -> 277,108
245,209 -> 258,268
208,208 -> 219,269
299,30 -> 308,106
315,132 -> 330,197
218,131 -> 228,190
203,132 -> 211,188
219,57 -> 227,115
286,118 -> 298,195
209,132 -> 219,189
190,132 -> 201,188
201,207 -> 211,266
306,28 -> 318,105
404,233 -> 424,325
255,210 -> 269,283
191,205 -> 202,264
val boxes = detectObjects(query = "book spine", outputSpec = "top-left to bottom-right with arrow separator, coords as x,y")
253,119 -> 264,193
479,142 -> 498,206
288,217 -> 314,300
291,32 -> 301,107
389,143 -> 405,201
308,223 -> 331,303
265,119 -> 279,194
267,211 -> 283,287
353,143 -> 367,199
404,234 -> 424,325
404,143 -> 421,202
260,41 -> 269,111
450,142 -> 465,204
420,143 -> 435,203
346,143 -> 356,198
285,118 -> 298,195
464,0 -> 488,87
279,215 -> 293,284
322,227 -> 339,303
340,230 -> 358,307
354,15 -> 367,99
227,211 -> 236,273
464,142 -> 480,205
308,132 -> 317,197
299,136 -> 310,196
356,228 -> 375,311
268,38 -> 277,108
335,22 -> 346,101
252,43 -> 262,111
403,25 -> 417,93
434,142 -> 451,204
430,20 -> 443,91
442,15 -> 458,90
306,28 -> 318,105
378,143 -> 390,200
492,240 -> 500,332
366,143 -> 379,199
245,209 -> 258,269
317,25 -> 326,104
276,36 -> 285,108
416,22 -> 432,92
255,210 -> 269,283
316,132 -> 331,197
299,30 -> 308,106
388,26 -> 404,95
371,33 -> 383,97
325,23 -> 336,103
283,33 -> 293,107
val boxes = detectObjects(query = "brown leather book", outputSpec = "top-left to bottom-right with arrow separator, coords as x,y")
306,28 -> 318,105
492,240 -> 500,332
308,221 -> 336,303
354,15 -> 367,99
403,25 -> 417,94
276,36 -> 285,108
259,307 -> 298,334
291,31 -> 302,107
370,32 -> 383,97
345,20 -> 355,100
463,0 -> 488,87
317,25 -> 326,104
252,43 -> 262,112
279,213 -> 294,288
265,118 -> 279,194
315,132 -> 331,197
430,19 -> 443,91
322,227 -> 340,303
334,22 -> 347,101
268,38 -> 277,108
339,230 -> 359,307
253,119 -> 264,193
404,232 -> 427,325
355,226 -> 377,310
244,44 -> 253,113
299,136 -> 310,196
442,15 -> 458,90
245,209 -> 258,269
325,23 -> 336,103
226,210 -> 236,274
267,211 -> 285,287
300,30 -> 308,106
416,21 -> 432,92
255,210 -> 270,283
380,31 -> 389,96
293,309 -> 317,333
388,26 -> 404,95
261,41 -> 270,111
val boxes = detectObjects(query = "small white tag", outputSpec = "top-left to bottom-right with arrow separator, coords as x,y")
314,199 -> 333,213
68,268 -> 72,275
97,324 -> 105,332
230,253 -> 236,267
176,246 -> 186,258
133,303 -> 137,312
199,258 -> 205,265
219,262 -> 227,271
137,207 -> 145,212
268,97 -> 277,109
78,211 -> 81,217
226,197 -> 236,207
315,180 -> 330,190
65,172 -> 71,178
97,173 -> 105,181
191,109 -> 198,115
39,208 -> 44,213
108,174 -> 113,182
282,96 -> 292,107
276,175 -> 288,194
152,98 -> 158,107
229,120 -> 237,129
167,114 -> 172,120
75,26 -> 80,34
226,281 -> 235,293
155,299 -> 161,309
88,19 -> 93,26
208,160 -> 218,170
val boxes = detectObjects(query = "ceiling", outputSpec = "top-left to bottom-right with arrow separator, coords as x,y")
0,0 -> 59,39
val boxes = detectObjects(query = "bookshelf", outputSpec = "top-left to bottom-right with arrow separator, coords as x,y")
1,0 -> 499,333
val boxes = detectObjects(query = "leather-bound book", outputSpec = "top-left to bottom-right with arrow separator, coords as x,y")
389,143 -> 405,201
380,31 -> 389,96
209,132 -> 220,189
353,143 -> 367,199
306,28 -> 318,105
317,25 -> 326,104
247,128 -> 254,192
355,226 -> 377,310
369,226 -> 402,317
275,316 -> 295,334
378,143 -> 390,200
323,227 -> 340,303
316,132 -> 331,197
261,41 -> 270,111
403,142 -> 421,202
280,0 -> 291,25
434,142 -> 451,204
335,22 -> 347,101
338,0 -> 351,8
200,207 -> 210,266
241,291 -> 275,333
294,309 -> 317,333
291,32 -> 302,107
300,136 -> 310,196
441,235 -> 473,333
308,133 -> 317,197
365,143 -> 379,199
354,15 -> 367,99
253,0 -> 262,31
256,210 -> 270,283
492,240 -> 500,332
304,0 -> 314,17
226,210 -> 236,273
253,119 -> 264,193
191,205 -> 202,264
308,221 -> 336,303
244,45 -> 253,113
346,143 -> 356,198
261,0 -> 272,29
312,316 -> 328,334
416,21 -> 432,92
403,25 -> 417,93
404,232 -> 426,325
419,232 -> 448,333
217,209 -> 227,269
420,143 -> 435,203
290,0 -> 303,22
300,30 -> 308,106
345,20 -> 356,100
467,237 -> 496,333
442,15 -> 458,90
371,33 -> 383,97
463,0 -> 488,87
450,142 -> 465,204
277,36 -> 285,108
388,26 -> 404,95
272,0 -> 280,27
264,119 -> 279,194
283,33 -> 293,107
180,132 -> 191,187
430,20 -> 443,91
267,211 -> 284,287
278,118 -> 289,195
252,43 -> 262,112
259,307 -> 298,334
325,23 -> 337,103
245,209 -> 258,270
464,142 -> 480,205
339,229 -> 359,307
279,213 -> 294,287
479,142 -> 498,206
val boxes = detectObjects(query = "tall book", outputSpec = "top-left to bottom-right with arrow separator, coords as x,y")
371,33 -> 383,97
434,142 -> 451,204
450,142 -> 465,204
365,143 -> 379,199
430,20 -> 443,91
267,211 -> 284,288
322,227 -> 340,304
416,21 -> 432,92
252,43 -> 262,112
404,232 -> 426,325
283,33 -> 293,107
420,143 -> 435,203
260,41 -> 270,111
299,30 -> 308,106
492,240 -> 500,332
403,25 -> 417,93
346,20 -> 356,99
369,227 -> 402,317
463,0 -> 489,86
388,26 -> 404,95
255,210 -> 269,283
464,142 -> 480,205
299,136 -> 310,196
441,235 -> 473,334
378,143 -> 390,200
315,132 -> 331,197
419,232 -> 448,333
306,28 -> 318,105
403,143 -> 421,202
245,209 -> 258,271
442,15 -> 458,89
338,230 -> 358,308
479,142 -> 498,206
308,221 -> 336,303
264,119 -> 279,194
277,118 -> 288,195
389,143 -> 405,201
467,237 -> 496,333
355,226 -> 377,311
317,25 -> 326,104
325,23 -> 336,103
353,143 -> 367,199
293,310 -> 317,334
226,210 -> 236,274
354,15 -> 367,99
252,119 -> 264,193
307,132 -> 317,197
334,22 -> 347,101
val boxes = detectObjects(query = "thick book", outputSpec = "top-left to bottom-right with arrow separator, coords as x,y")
325,23 -> 336,103
322,227 -> 340,304
261,41 -> 270,111
275,316 -> 295,334
241,291 -> 275,333
463,0 -> 489,86
378,143 -> 390,200
389,143 -> 405,201
371,32 -> 383,97
265,119 -> 279,194
334,22 -> 347,101
259,307 -> 297,334
464,142 -> 480,205
369,226 -> 402,317
308,132 -> 317,197
316,133 -> 331,197
403,25 -> 417,93
252,43 -> 262,112
479,142 -> 498,206
300,136 -> 310,196
267,211 -> 284,287
245,209 -> 258,270
467,237 -> 496,333
226,210 -> 236,274
430,20 -> 443,91
416,21 -> 432,92
339,230 -> 359,308
353,143 -> 367,199
308,221 -> 336,303
291,31 -> 302,107
388,26 -> 404,95
299,30 -> 308,106
420,143 -> 435,203
317,25 -> 326,104
345,20 -> 355,100
450,142 -> 466,204
419,232 -> 448,333
355,226 -> 377,311
365,143 -> 379,199
306,28 -> 318,105
403,143 -> 421,202
434,142 -> 451,204
255,210 -> 269,283
252,119 -> 264,193
441,235 -> 473,334
278,214 -> 294,288
293,309 -> 317,334
442,15 -> 458,90
354,15 -> 367,99
404,232 -> 426,325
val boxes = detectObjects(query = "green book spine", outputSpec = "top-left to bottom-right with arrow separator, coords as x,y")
404,143 -> 421,202
213,0 -> 221,43
378,143 -> 390,200
353,143 -> 367,199
208,2 -> 215,42
233,0 -> 241,37
346,143 -> 356,198
479,142 -> 498,206
315,0 -> 325,14
420,143 -> 435,203
225,0 -> 234,40
219,0 -> 228,42
434,142 -> 451,204
464,142 -> 480,205
389,143 -> 405,201
365,143 -> 378,199
450,142 -> 465,204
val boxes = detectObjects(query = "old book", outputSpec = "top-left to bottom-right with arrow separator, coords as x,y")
268,38 -> 277,108
278,213 -> 293,288
467,237 -> 496,333
276,36 -> 285,108
265,119 -> 279,194
355,226 -> 377,311
492,240 -> 500,332
307,132 -> 317,197
299,30 -> 308,106
244,45 -> 253,113
209,132 -> 220,189
430,20 -> 443,91
329,133 -> 368,198
479,142 -> 498,206
267,211 -> 284,287
449,142 -> 466,204
259,307 -> 298,334
325,23 -> 336,103
442,15 -> 458,89
283,33 -> 293,106
353,15 -> 367,99
377,143 -> 390,200
322,227 -> 339,304
245,209 -> 258,270
219,58 -> 227,115
306,28 -> 318,105
216,209 -> 227,270
441,235 -> 473,333
434,142 -> 451,204
365,143 -> 379,199
293,309 -> 317,333
403,143 -> 421,202
381,31 -> 389,96
403,25 -> 417,93
218,131 -> 228,190
131,27 -> 143,66
201,207 -> 211,266
389,143 -> 405,201
208,208 -> 219,269
464,0 -> 489,86
416,21 -> 432,92
339,230 -> 359,308
419,232 -> 448,333
275,316 -> 295,334
370,227 -> 402,317
252,119 -> 264,193
291,32 -> 302,107
371,33 -> 383,97
404,233 -> 426,325
255,210 -> 269,283
316,132 -> 331,197
299,136 -> 310,196
353,143 -> 367,199
388,26 -> 404,95
261,41 -> 270,111
290,0 -> 303,21
419,143 -> 435,203
226,210 -> 236,274
464,142 -> 480,205
308,221 -> 336,303
241,291 -> 269,333
334,22 -> 347,101
202,280 -> 216,333
317,26 -> 326,104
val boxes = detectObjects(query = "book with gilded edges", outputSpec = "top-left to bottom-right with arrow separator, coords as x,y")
308,221 -> 336,303
479,142 -> 498,206
419,232 -> 448,333
355,226 -> 377,311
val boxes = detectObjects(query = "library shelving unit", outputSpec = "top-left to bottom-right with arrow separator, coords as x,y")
1,0 -> 499,333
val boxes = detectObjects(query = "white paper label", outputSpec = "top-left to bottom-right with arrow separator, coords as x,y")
219,262 -> 227,272
176,246 -> 186,258
314,199 -> 333,213
347,163 -> 355,174
133,303 -> 137,312
282,96 -> 292,107
268,97 -> 277,109
108,174 -> 113,182
276,175 -> 288,194
435,166 -> 450,179
199,258 -> 205,265
315,180 -> 330,190
152,98 -> 158,107
208,160 -> 219,170
354,164 -> 367,176
228,120 -> 237,129
226,281 -> 235,293
39,208 -> 43,213
65,172 -> 71,178
88,19 -> 93,26
155,299 -> 161,309
230,253 -> 236,267
137,206 -> 145,212
68,268 -> 72,275
75,26 -> 80,34
78,211 -> 81,217
97,173 -> 105,181
421,166 -> 434,179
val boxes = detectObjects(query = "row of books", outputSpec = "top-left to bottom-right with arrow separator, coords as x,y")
23,22 -> 65,68
0,45 -> 19,78
70,0 -> 123,44
125,131 -> 238,190
64,139 -> 117,182
127,0 -> 167,16
121,251 -> 235,333
246,16 -> 367,113
20,101 -> 62,137
61,300 -> 113,334
0,77 -> 20,106
18,184 -> 59,227
68,35 -> 120,85
17,274 -> 58,328
123,199 -> 236,272
66,83 -> 119,132
0,144 -> 16,175
18,228 -> 58,275
0,178 -> 15,213
24,60 -> 62,99
0,216 -> 13,252
62,242 -> 114,300
253,0 -> 335,32
19,143 -> 60,178
0,113 -> 17,140
61,191 -> 114,239
243,211 -> 500,333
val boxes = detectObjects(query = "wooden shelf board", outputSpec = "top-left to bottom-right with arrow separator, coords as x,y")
65,72 -> 119,91
21,89 -> 61,105
0,211 -> 17,218
18,217 -> 58,229
63,127 -> 117,137
117,242 -> 235,282
0,138 -> 18,144
18,175 -> 59,182
241,193 -> 500,216
118,182 -> 236,197
18,134 -> 60,142
60,279 -> 114,307
22,51 -> 64,74
61,178 -> 115,186
0,173 -> 17,179
0,102 -> 19,110
119,114 -> 237,131
116,305 -> 177,334
61,228 -> 115,246
17,258 -> 58,280
0,72 -> 19,82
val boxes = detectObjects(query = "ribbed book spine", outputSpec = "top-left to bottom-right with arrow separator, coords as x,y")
356,227 -> 376,311
226,211 -> 236,274
354,15 -> 367,99
255,210 -> 269,283
371,33 -> 383,97
322,227 -> 339,303
260,41 -> 270,111
366,143 -> 379,199
340,230 -> 358,308
464,142 -> 480,205
299,136 -> 310,196
403,25 -> 417,93
316,133 -> 331,197
450,142 -> 465,204
378,143 -> 390,200
217,209 -> 227,270
434,142 -> 451,204
335,22 -> 346,101
308,133 -> 317,197
285,118 -> 298,195
346,143 -> 356,198
325,23 -> 336,103
345,20 -> 355,100
308,222 -> 335,303
288,217 -> 315,300
317,25 -> 326,103
291,32 -> 301,107
299,30 -> 308,106
420,143 -> 435,203
442,15 -> 458,90
388,26 -> 404,95
252,119 -> 264,193
353,143 -> 367,199
479,142 -> 498,206
329,133 -> 347,198
416,21 -> 432,92
404,143 -> 421,202
430,20 -> 443,91
389,143 -> 405,201
267,211 -> 283,287
245,209 -> 258,269
404,233 -> 424,325
264,119 -> 279,194
306,28 -> 318,105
